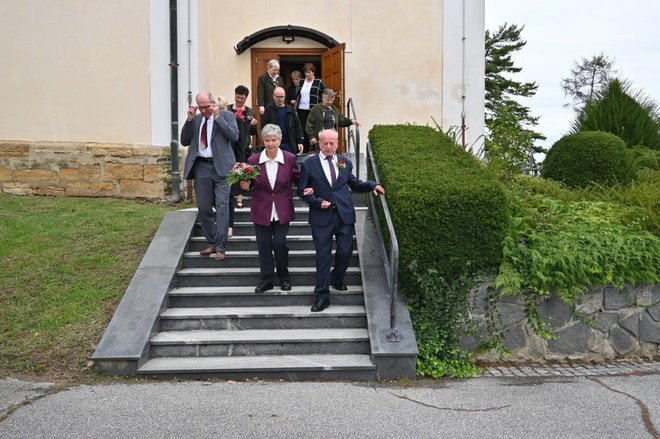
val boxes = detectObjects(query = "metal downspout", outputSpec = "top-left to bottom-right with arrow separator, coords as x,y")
168,0 -> 181,203
461,0 -> 467,150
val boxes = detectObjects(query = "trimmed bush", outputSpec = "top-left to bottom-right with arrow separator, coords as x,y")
369,125 -> 509,288
570,79 -> 660,149
541,131 -> 636,188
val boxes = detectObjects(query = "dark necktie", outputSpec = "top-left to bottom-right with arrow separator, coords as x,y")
200,118 -> 208,149
326,155 -> 336,186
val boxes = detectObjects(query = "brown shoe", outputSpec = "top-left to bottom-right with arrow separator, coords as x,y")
211,252 -> 226,261
199,246 -> 215,255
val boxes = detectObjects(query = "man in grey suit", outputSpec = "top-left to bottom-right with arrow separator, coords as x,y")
181,92 -> 239,260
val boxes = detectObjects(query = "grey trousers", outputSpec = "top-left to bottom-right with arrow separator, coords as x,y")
193,160 -> 230,253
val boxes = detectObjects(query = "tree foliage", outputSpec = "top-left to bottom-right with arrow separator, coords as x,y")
561,53 -> 617,112
570,79 -> 660,149
485,23 -> 545,178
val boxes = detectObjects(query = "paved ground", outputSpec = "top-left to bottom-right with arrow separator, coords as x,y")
1,363 -> 658,438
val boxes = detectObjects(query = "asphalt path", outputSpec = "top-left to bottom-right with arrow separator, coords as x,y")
0,374 -> 658,438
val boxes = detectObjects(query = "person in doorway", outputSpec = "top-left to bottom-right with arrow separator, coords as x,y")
257,59 -> 284,115
295,63 -> 325,152
297,129 -> 384,312
240,124 -> 310,293
286,70 -> 302,107
306,88 -> 359,149
228,85 -> 259,235
261,87 -> 304,155
181,92 -> 239,261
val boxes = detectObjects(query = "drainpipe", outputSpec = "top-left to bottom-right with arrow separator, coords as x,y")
168,0 -> 181,203
460,0 -> 467,150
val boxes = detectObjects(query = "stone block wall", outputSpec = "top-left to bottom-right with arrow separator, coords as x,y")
0,140 -> 186,200
462,283 -> 660,362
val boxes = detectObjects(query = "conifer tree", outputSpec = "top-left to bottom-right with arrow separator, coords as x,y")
485,23 -> 545,176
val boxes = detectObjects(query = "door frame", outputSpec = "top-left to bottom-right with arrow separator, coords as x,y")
250,46 -> 347,152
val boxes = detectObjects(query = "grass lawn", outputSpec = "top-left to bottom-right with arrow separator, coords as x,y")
0,193 -> 192,383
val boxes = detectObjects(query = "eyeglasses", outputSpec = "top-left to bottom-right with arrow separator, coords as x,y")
198,105 -> 212,110
274,95 -> 285,99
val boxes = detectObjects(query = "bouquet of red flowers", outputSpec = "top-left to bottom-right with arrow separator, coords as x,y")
228,162 -> 260,185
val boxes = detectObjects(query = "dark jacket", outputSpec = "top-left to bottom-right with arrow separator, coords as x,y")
305,104 -> 353,143
297,154 -> 376,226
256,73 -> 284,108
262,104 -> 304,154
295,78 -> 326,110
228,104 -> 257,161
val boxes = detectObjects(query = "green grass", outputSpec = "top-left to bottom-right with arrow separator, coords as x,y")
0,193 -> 189,382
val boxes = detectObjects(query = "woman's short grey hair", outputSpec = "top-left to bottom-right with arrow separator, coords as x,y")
322,88 -> 335,99
261,124 -> 282,140
268,59 -> 280,70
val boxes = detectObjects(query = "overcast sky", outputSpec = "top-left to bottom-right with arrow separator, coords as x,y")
485,0 -> 660,153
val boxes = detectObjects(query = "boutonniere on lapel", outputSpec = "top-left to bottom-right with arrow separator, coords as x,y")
337,158 -> 346,174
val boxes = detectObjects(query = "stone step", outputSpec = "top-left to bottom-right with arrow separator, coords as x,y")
149,328 -> 370,357
138,354 -> 377,380
168,285 -> 364,307
182,249 -> 358,269
188,235 -> 357,252
199,221 -> 312,236
223,205 -> 368,223
175,266 -> 362,287
159,305 -> 367,331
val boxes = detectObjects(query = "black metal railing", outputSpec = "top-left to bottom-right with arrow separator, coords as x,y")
366,142 -> 400,342
346,98 -> 361,178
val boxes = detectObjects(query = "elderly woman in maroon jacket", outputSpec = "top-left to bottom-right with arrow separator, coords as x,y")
240,124 -> 312,293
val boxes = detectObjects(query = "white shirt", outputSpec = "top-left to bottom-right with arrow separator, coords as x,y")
259,148 -> 284,221
319,153 -> 338,186
298,80 -> 312,110
198,117 -> 213,158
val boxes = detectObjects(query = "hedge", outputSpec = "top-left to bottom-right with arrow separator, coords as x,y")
368,125 -> 509,292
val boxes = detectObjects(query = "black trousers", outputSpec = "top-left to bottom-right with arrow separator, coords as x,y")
254,221 -> 290,283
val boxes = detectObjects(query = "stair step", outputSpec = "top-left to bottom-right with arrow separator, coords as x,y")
175,266 -> 362,287
152,328 -> 369,344
182,249 -> 358,269
149,328 -> 371,357
159,305 -> 367,330
169,285 -> 364,307
138,354 -> 377,380
189,235 -> 356,251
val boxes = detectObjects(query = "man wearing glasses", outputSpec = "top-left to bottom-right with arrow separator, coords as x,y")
261,87 -> 304,155
181,92 -> 239,261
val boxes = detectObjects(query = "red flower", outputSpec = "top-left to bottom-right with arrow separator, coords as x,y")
245,167 -> 252,173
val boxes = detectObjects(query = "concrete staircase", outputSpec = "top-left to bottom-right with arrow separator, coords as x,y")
136,196 -> 378,380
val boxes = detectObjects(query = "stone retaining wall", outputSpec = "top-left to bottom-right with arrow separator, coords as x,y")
0,140 -> 186,200
462,283 -> 660,362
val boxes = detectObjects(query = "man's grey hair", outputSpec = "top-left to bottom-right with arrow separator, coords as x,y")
322,88 -> 335,99
261,124 -> 283,140
267,59 -> 280,70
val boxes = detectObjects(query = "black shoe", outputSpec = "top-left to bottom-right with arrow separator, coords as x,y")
331,282 -> 348,291
311,297 -> 330,312
255,281 -> 273,294
280,279 -> 292,291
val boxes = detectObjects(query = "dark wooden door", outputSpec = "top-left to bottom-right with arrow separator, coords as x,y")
321,43 -> 346,151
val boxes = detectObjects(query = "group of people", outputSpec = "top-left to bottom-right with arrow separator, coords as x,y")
180,86 -> 382,313
256,59 -> 359,154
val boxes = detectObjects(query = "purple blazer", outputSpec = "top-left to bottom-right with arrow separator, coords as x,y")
247,150 -> 300,226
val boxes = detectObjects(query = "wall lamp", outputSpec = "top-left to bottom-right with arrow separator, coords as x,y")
282,35 -> 295,43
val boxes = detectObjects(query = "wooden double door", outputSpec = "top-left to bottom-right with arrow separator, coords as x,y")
250,44 -> 346,151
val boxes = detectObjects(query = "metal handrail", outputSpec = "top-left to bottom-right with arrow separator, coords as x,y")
366,142 -> 400,342
346,98 -> 360,178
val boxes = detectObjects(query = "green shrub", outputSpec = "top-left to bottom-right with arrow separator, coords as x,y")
570,79 -> 660,149
541,131 -> 636,187
369,125 -> 509,284
369,125 -> 508,376
631,146 -> 660,170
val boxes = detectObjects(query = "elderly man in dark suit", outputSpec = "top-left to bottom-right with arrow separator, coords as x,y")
181,91 -> 239,261
297,129 -> 384,312
240,124 -> 312,293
